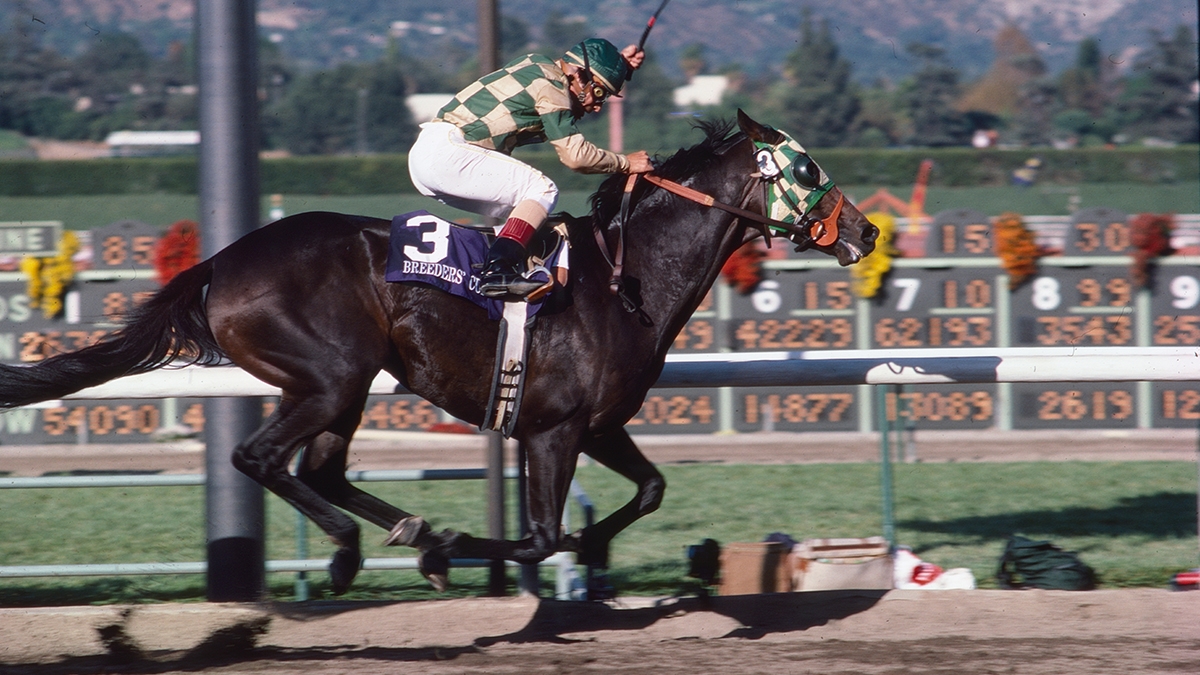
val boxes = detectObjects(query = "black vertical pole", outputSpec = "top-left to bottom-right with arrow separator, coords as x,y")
476,0 -> 508,597
198,0 -> 266,602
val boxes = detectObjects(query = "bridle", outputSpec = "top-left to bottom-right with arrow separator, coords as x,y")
593,145 -> 845,315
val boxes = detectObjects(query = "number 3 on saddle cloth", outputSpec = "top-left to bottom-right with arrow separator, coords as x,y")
385,210 -> 570,436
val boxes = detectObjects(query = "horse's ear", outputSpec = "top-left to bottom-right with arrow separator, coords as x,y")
737,109 -> 786,145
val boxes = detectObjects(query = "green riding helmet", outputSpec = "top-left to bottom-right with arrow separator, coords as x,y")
563,38 -> 629,96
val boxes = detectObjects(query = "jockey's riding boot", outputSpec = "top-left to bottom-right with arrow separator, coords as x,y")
479,237 -> 543,299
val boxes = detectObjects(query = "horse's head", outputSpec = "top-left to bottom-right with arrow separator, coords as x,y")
737,110 -> 878,266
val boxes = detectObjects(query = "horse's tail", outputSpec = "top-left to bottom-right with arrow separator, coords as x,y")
0,259 -> 225,409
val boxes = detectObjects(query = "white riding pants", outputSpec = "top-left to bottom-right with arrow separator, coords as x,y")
407,122 -> 559,220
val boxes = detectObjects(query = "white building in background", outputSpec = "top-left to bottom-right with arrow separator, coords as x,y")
672,75 -> 729,108
405,94 -> 454,123
104,130 -> 200,157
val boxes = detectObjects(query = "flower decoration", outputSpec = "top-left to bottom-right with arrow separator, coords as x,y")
994,212 -> 1044,290
21,231 -> 80,319
154,220 -> 201,286
850,211 -> 898,299
1129,213 -> 1173,288
721,241 -> 766,295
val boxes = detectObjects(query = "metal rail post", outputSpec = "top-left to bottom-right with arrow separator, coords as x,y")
476,0 -> 508,597
876,385 -> 896,546
197,0 -> 266,602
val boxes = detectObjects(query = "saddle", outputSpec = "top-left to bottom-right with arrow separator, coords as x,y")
385,210 -> 572,436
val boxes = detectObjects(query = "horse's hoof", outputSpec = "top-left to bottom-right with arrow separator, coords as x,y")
559,531 -> 583,554
384,516 -> 428,547
329,548 -> 363,595
419,549 -> 450,592
577,534 -> 610,568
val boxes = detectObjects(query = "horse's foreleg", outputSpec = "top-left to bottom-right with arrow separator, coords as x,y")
565,428 -> 665,566
416,424 -> 583,570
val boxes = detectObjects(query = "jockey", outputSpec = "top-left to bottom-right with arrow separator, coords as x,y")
408,38 -> 654,298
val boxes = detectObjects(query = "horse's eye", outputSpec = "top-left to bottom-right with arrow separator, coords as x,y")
792,157 -> 822,189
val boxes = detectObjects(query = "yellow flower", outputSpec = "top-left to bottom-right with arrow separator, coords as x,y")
20,232 -> 79,318
20,257 -> 43,309
851,212 -> 898,299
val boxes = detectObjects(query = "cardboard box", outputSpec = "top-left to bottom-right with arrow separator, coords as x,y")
718,542 -> 792,595
791,537 -> 893,592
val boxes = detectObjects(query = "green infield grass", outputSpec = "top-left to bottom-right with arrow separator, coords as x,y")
0,130 -> 29,153
0,460 -> 1194,606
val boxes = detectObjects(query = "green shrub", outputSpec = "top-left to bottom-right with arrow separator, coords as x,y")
1,146 -> 1195,197
816,145 -> 1200,187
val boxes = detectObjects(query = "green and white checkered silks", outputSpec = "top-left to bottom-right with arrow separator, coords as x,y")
751,128 -> 835,230
436,53 -> 577,153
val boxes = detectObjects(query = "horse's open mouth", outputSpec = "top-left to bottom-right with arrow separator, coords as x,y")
834,222 -> 880,266
835,240 -> 867,266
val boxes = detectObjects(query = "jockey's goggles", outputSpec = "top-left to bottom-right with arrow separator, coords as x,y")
584,79 -> 610,102
577,46 -> 612,102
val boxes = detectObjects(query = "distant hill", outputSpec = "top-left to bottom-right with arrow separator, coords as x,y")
6,0 -> 1196,83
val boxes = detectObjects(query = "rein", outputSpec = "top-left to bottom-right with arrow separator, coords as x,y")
593,168 -> 844,312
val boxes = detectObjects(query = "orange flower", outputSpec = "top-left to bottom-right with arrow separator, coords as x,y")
1129,213 -> 1173,288
154,220 -> 201,286
994,212 -> 1044,290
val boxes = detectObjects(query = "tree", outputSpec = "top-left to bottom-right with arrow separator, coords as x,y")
266,59 -> 416,155
1048,37 -> 1116,145
610,52 -> 695,154
765,10 -> 859,147
679,43 -> 707,80
1120,26 -> 1199,143
957,24 -> 1044,117
500,15 -> 532,62
1012,77 -> 1058,146
1004,48 -> 1059,146
1057,37 -> 1107,116
903,43 -> 971,147
852,80 -> 904,147
357,59 -> 417,153
540,11 -> 587,57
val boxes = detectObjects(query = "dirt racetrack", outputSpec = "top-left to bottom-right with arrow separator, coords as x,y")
1,428 -> 1198,673
1,589 -> 1197,674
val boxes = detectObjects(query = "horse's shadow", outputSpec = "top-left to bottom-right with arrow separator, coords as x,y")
899,492 -> 1197,547
9,588 -> 888,667
479,590 -> 887,643
8,592 -> 886,673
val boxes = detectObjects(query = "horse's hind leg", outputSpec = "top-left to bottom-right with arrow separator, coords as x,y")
295,397 -> 415,530
295,399 -> 448,588
567,428 -> 666,566
231,395 -> 370,595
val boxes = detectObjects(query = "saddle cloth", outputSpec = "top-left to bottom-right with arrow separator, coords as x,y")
385,210 -> 566,321
385,210 -> 569,436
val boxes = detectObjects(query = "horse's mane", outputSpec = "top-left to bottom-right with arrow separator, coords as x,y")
589,118 -> 744,228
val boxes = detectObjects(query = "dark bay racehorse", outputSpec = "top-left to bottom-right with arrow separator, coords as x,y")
0,112 -> 876,594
